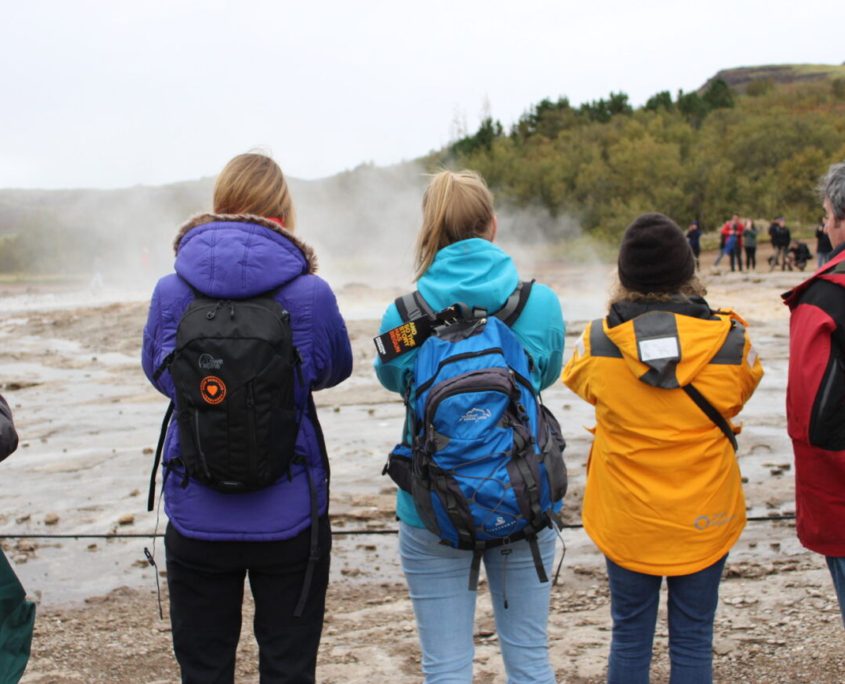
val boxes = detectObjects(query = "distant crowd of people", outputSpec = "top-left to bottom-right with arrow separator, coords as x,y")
685,214 -> 834,273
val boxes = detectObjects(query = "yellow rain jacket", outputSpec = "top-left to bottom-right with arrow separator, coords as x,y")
562,298 -> 763,576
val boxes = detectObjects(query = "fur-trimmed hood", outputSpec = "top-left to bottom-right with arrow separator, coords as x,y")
172,213 -> 318,299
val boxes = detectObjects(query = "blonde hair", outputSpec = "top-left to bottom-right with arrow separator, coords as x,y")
213,153 -> 296,229
414,170 -> 495,279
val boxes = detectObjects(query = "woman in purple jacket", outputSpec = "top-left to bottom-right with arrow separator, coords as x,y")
142,152 -> 352,683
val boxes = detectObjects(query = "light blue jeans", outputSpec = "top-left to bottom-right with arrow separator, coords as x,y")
399,522 -> 557,684
826,556 -> 845,626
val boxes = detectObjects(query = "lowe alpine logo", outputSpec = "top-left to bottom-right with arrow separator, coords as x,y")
200,376 -> 227,405
460,407 -> 492,422
198,353 -> 224,370
485,515 -> 518,535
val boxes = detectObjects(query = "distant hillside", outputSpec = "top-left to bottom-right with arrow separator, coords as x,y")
704,64 -> 845,93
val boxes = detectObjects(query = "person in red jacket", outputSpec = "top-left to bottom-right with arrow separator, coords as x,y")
721,215 -> 745,272
783,161 -> 845,626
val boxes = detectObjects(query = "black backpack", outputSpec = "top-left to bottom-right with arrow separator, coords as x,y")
148,286 -> 302,510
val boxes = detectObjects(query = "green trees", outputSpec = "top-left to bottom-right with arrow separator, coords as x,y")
443,77 -> 845,238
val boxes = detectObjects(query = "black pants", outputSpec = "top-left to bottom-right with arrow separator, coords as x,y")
729,246 -> 743,271
745,246 -> 756,270
165,517 -> 331,684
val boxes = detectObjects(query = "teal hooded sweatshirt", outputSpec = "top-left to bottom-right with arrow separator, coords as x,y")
374,238 -> 565,527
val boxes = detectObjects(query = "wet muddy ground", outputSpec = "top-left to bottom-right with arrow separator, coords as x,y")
1,247 -> 843,682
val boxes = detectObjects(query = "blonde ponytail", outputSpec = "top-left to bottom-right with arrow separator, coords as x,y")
414,170 -> 495,280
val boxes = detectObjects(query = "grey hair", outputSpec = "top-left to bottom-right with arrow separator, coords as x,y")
819,162 -> 845,221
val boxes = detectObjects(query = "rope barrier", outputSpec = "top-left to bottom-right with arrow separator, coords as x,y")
0,514 -> 796,541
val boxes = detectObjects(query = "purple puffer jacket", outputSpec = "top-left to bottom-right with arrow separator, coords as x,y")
142,214 -> 353,541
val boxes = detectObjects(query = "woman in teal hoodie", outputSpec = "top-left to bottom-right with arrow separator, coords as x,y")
375,170 -> 565,683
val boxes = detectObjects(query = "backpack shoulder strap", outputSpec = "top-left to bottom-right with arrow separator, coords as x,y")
395,291 -> 435,322
682,384 -> 738,452
494,280 -> 534,327
395,281 -> 534,326
147,401 -> 175,512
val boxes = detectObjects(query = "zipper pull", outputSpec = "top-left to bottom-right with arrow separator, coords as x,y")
207,301 -> 223,320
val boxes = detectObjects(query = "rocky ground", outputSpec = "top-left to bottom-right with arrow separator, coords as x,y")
1,245 -> 843,683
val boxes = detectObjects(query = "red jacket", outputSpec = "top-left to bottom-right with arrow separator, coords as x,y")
783,248 -> 845,556
721,221 -> 745,250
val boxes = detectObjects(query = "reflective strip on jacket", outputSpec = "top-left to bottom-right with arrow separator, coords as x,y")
563,302 -> 763,576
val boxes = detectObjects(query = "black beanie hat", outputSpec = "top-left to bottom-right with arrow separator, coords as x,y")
617,213 -> 695,293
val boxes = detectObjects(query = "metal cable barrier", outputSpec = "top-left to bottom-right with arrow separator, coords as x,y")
0,514 -> 797,541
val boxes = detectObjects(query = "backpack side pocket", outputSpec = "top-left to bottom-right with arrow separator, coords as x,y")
538,404 -> 568,502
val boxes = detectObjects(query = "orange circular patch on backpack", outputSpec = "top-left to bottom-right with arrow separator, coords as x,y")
200,376 -> 227,405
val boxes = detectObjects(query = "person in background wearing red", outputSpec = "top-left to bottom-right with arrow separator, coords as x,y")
720,215 -> 744,272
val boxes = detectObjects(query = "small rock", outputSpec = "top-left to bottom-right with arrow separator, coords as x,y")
44,513 -> 60,526
128,489 -> 140,497
142,447 -> 153,455
118,514 -> 135,526
15,514 -> 30,524
87,544 -> 98,551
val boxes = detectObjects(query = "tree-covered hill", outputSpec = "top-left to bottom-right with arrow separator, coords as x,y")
434,63 -> 845,238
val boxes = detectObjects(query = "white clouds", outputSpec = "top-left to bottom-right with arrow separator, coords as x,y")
0,0 -> 841,188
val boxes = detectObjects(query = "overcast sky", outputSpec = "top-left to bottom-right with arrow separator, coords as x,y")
1,1 -> 841,190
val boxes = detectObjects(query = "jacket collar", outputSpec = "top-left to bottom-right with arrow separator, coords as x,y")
607,295 -> 715,328
782,247 -> 845,307
173,212 -> 318,274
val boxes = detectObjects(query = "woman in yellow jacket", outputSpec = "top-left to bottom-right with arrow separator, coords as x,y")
563,213 -> 763,684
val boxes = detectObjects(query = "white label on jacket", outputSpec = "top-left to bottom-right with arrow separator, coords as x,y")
747,345 -> 758,368
638,336 -> 679,362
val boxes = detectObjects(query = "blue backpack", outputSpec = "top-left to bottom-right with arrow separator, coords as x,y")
385,283 -> 567,589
